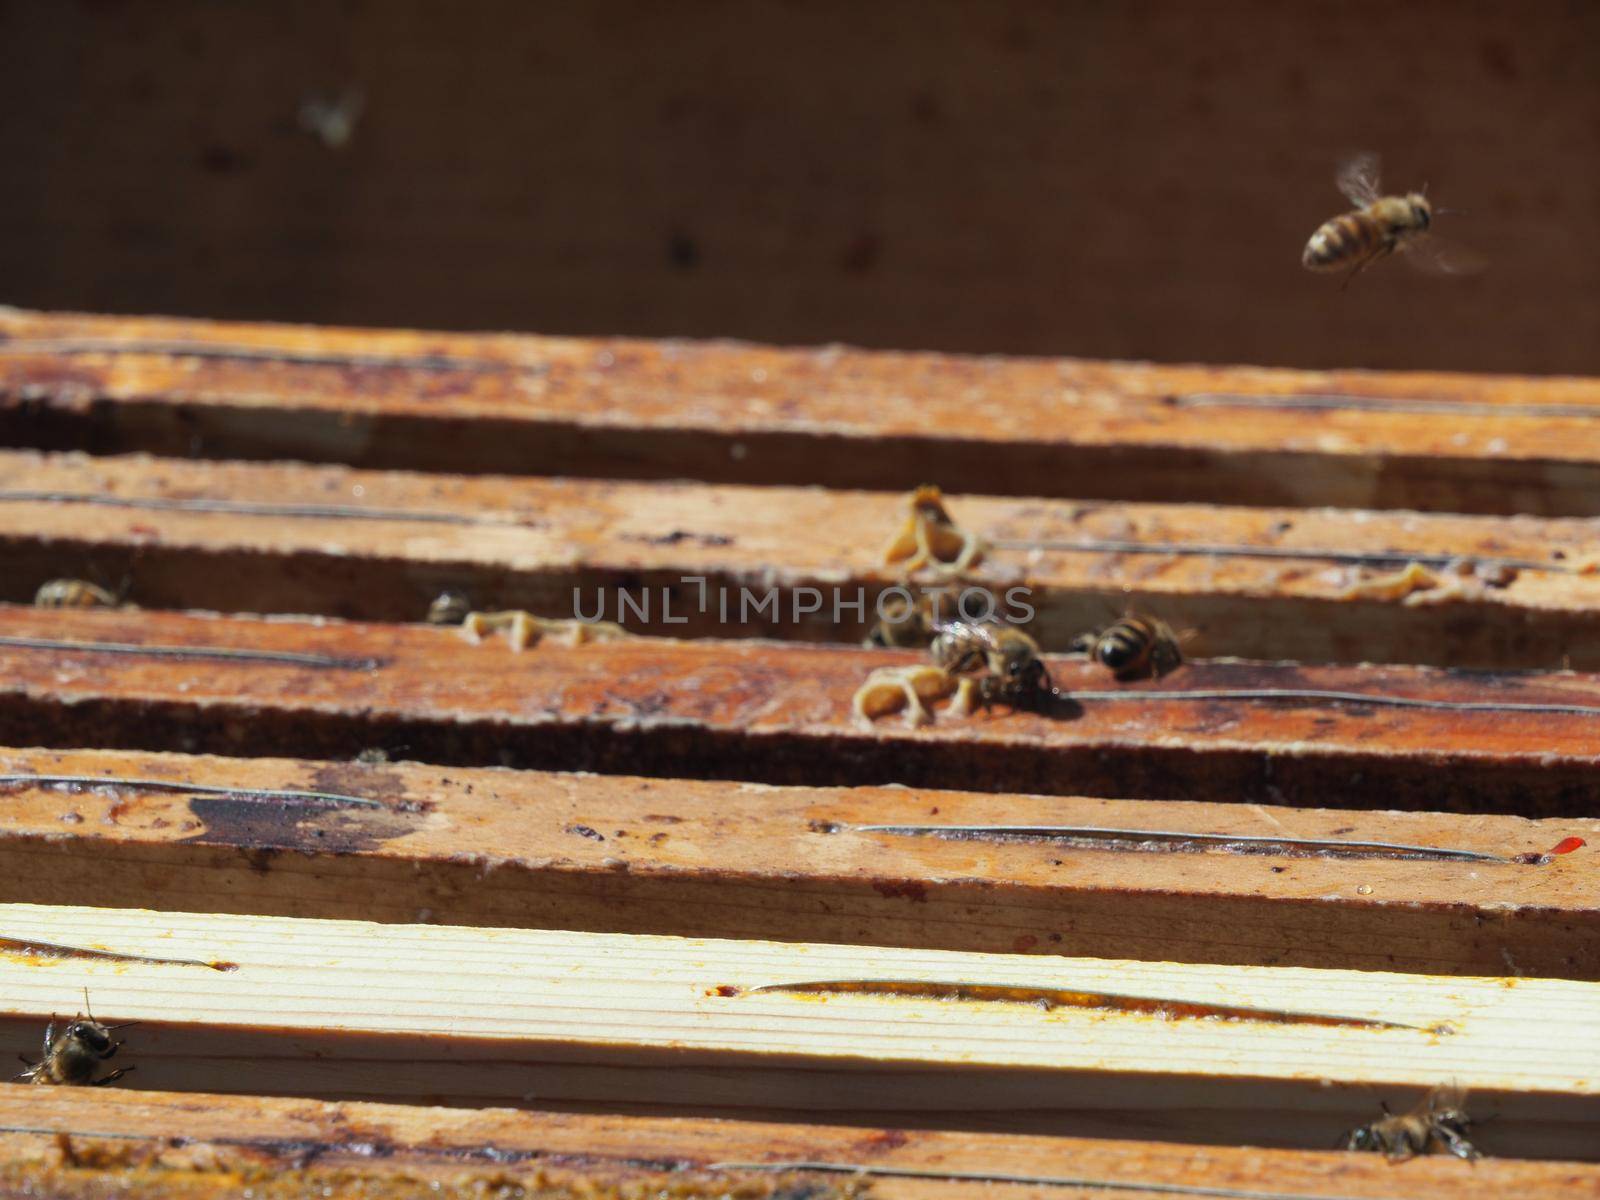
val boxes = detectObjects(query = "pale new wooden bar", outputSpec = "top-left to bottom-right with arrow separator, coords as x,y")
0,904 -> 1596,1157
5,307 -> 1600,515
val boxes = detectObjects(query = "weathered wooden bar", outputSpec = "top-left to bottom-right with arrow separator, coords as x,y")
10,1087 -> 1596,1200
3,605 -> 1600,814
0,905 -> 1595,1157
5,449 -> 1600,668
1,747 -> 1592,978
5,308 -> 1600,515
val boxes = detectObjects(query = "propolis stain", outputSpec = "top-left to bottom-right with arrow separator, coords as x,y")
180,795 -> 421,855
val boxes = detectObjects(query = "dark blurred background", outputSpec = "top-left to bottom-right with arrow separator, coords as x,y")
1,1 -> 1596,374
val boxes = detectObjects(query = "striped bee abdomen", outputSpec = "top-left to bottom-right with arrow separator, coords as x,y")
1093,616 -> 1158,671
1302,211 -> 1384,271
1073,613 -> 1183,680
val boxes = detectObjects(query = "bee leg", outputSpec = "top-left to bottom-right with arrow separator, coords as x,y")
1433,1126 -> 1480,1160
458,611 -> 493,644
1340,257 -> 1374,291
880,513 -> 925,574
943,530 -> 986,578
898,677 -> 934,728
947,676 -> 981,718
507,611 -> 537,652
91,1067 -> 131,1086
1032,676 -> 1061,711
910,521 -> 939,577
1381,1129 -> 1415,1162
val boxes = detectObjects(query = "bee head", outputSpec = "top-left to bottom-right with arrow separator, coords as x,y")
994,631 -> 1040,675
68,1020 -> 115,1054
1343,1127 -> 1381,1152
426,590 -> 471,625
1406,192 -> 1432,230
1096,639 -> 1132,669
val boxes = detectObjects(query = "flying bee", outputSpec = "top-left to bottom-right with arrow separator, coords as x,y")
930,620 -> 1055,710
1343,1085 -> 1480,1161
14,990 -> 135,1087
34,579 -> 119,608
1303,153 -> 1483,286
1071,612 -> 1184,681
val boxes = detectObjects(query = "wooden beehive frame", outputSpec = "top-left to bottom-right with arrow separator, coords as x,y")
1,309 -> 1598,1196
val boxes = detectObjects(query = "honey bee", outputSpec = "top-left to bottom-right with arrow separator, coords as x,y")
931,620 -> 1055,710
428,590 -> 629,649
851,663 -> 960,728
1303,154 -> 1483,285
14,990 -> 135,1087
460,610 -> 632,651
881,485 -> 985,580
1343,1085 -> 1480,1161
425,589 -> 472,625
864,588 -> 959,649
34,579 -> 119,608
1071,613 -> 1183,681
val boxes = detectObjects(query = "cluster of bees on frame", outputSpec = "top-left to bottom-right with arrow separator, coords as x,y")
851,485 -> 1183,728
843,151 -> 1484,725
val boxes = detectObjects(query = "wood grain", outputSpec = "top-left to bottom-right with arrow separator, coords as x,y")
6,308 -> 1600,514
8,1086 -> 1598,1200
4,604 -> 1600,814
5,449 -> 1600,669
1,747 -> 1593,978
0,904 -> 1596,1157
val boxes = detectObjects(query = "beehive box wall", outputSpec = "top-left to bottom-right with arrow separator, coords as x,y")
1,0 -> 1597,374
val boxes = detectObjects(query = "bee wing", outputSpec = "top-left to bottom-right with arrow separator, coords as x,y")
968,621 -> 1005,652
1336,153 -> 1383,207
1397,232 -> 1487,277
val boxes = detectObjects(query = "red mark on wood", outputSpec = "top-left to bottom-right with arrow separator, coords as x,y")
1515,835 -> 1587,864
